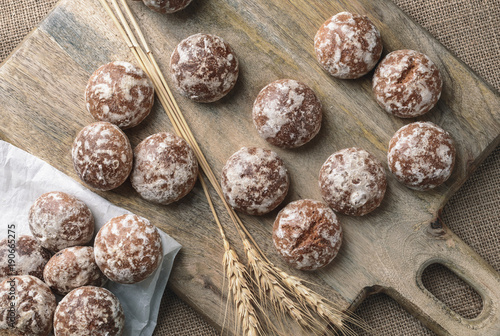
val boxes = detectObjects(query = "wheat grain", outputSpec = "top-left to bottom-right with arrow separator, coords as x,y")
277,268 -> 367,336
243,239 -> 322,333
224,240 -> 263,336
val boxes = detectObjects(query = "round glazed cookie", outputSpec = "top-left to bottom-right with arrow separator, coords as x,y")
373,49 -> 442,118
72,121 -> 133,191
94,214 -> 163,284
221,147 -> 289,215
314,12 -> 382,79
142,0 -> 192,13
43,246 -> 106,296
53,286 -> 124,336
252,79 -> 322,148
0,235 -> 50,281
0,275 -> 56,336
387,121 -> 455,190
29,191 -> 94,252
131,132 -> 198,205
319,147 -> 387,216
85,61 -> 154,129
273,199 -> 342,271
170,33 -> 239,102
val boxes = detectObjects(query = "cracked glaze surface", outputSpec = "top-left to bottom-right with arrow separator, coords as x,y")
131,132 -> 198,205
0,275 -> 56,336
43,246 -> 106,296
388,121 -> 455,190
373,49 -> 442,118
0,236 -> 50,281
273,199 -> 342,271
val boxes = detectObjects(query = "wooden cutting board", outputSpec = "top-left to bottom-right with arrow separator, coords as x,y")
1,0 -> 499,334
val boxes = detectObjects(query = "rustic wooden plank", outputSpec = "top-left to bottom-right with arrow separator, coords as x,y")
0,0 -> 499,334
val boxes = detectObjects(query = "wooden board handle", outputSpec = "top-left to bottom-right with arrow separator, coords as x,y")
385,219 -> 500,336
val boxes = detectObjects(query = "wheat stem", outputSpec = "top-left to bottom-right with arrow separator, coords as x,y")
97,2 -> 365,335
98,3 -> 265,335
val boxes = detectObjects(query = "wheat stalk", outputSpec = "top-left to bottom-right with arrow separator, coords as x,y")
200,172 -> 264,336
277,268 -> 369,336
224,239 -> 264,336
244,232 -> 363,335
243,239 -> 322,333
97,1 -> 365,335
97,1 -> 264,335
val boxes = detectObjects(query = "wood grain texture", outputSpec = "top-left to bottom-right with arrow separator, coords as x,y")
0,0 -> 499,335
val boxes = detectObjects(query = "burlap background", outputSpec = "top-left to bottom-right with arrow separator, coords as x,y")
1,0 -> 498,335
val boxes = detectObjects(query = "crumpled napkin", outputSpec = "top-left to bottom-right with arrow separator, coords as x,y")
0,140 -> 181,335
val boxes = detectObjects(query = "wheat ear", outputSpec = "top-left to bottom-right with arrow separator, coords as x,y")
224,239 -> 263,336
277,268 -> 366,336
243,239 -> 326,333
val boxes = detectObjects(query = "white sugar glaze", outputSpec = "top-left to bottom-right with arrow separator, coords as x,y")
314,12 -> 381,79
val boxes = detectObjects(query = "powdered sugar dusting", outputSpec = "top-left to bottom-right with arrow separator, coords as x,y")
272,199 -> 342,271
94,214 -> 163,284
43,246 -> 106,295
28,191 -> 94,252
373,50 -> 442,118
0,275 -> 56,335
252,79 -> 322,148
131,132 -> 198,205
314,12 -> 382,79
319,147 -> 387,216
387,121 -> 455,190
221,147 -> 289,215
85,61 -> 154,129
0,236 -> 50,281
71,122 -> 133,191
54,286 -> 124,335
170,33 -> 239,102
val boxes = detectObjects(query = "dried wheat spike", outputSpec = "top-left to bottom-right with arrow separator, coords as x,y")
277,268 -> 362,336
244,239 -> 323,332
224,240 -> 263,336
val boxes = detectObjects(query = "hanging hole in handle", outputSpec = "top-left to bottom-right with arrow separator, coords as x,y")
350,293 -> 437,336
421,263 -> 483,319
